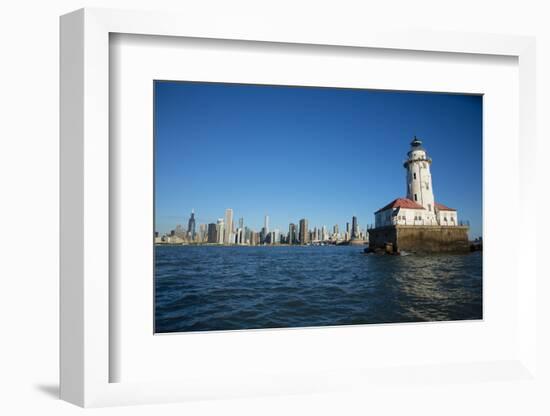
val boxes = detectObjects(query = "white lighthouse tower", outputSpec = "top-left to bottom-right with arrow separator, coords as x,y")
370,136 -> 468,252
374,136 -> 460,228
403,136 -> 436,222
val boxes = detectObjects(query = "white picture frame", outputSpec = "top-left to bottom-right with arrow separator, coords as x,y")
60,7 -> 537,407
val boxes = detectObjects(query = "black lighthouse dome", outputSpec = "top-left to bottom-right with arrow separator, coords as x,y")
410,135 -> 424,149
404,136 -> 432,167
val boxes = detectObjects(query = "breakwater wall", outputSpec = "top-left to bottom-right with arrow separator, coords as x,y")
368,225 -> 470,253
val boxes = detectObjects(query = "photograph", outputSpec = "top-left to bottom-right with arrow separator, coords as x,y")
153,81 -> 483,333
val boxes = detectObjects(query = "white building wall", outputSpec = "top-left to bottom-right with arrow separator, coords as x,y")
436,209 -> 458,226
375,207 -> 440,227
394,208 -> 429,225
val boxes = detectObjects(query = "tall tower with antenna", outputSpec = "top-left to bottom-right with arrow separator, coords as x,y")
187,209 -> 196,240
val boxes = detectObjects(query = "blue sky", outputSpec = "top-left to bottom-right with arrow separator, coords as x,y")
155,81 -> 483,238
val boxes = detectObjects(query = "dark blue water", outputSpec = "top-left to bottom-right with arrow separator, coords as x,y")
155,245 -> 482,333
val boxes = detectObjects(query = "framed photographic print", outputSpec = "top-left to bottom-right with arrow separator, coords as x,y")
152,81 -> 483,334
60,8 -> 537,407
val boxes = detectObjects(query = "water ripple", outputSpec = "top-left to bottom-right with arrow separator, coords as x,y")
154,246 -> 482,333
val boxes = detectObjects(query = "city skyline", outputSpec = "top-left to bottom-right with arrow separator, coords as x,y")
156,207 -> 369,245
155,81 -> 482,238
155,208 -> 369,237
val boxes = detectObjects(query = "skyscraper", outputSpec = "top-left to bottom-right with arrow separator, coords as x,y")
299,218 -> 308,245
187,209 -> 196,240
260,215 -> 270,244
174,224 -> 185,238
321,225 -> 328,241
224,208 -> 233,244
250,231 -> 259,245
288,223 -> 297,245
273,229 -> 280,244
217,218 -> 225,244
351,216 -> 358,239
235,217 -> 244,244
207,223 -> 217,243
199,223 -> 208,243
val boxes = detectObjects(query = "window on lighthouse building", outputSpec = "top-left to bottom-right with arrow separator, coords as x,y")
414,194 -> 417,201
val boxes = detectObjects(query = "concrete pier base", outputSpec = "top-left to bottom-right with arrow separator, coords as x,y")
368,225 -> 470,253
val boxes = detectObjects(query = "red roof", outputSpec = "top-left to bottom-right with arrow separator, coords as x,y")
375,198 -> 425,214
435,202 -> 456,211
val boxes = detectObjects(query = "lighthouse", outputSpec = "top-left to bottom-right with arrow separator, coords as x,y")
405,137 -> 434,210
402,137 -> 437,225
368,136 -> 469,253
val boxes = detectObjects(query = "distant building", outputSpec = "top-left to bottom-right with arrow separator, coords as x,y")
198,223 -> 207,242
299,219 -> 308,244
250,231 -> 260,245
187,209 -> 196,240
259,215 -> 270,244
247,231 -> 253,245
224,209 -> 233,244
288,223 -> 297,245
207,223 -> 217,243
332,224 -> 340,241
174,224 -> 185,239
217,218 -> 225,244
236,228 -> 244,244
351,216 -> 358,239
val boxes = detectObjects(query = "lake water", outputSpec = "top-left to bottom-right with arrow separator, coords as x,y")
155,245 -> 482,333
